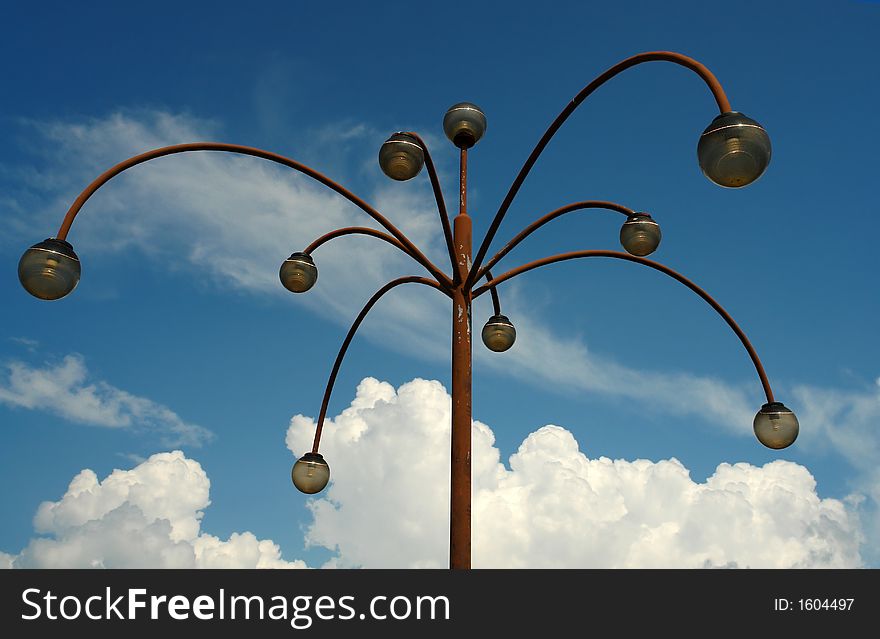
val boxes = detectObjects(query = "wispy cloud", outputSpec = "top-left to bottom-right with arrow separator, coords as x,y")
479,298 -> 756,433
4,111 -> 878,540
0,354 -> 213,447
0,110 -> 766,423
8,337 -> 39,353
116,452 -> 148,465
791,378 -> 880,563
4,110 -> 453,360
0,111 -> 880,568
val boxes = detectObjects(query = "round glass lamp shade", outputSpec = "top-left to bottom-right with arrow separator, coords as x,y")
279,252 -> 317,293
291,452 -> 330,494
379,133 -> 424,181
481,314 -> 516,352
753,402 -> 799,450
443,102 -> 487,148
620,214 -> 661,257
18,238 -> 81,300
698,112 -> 771,188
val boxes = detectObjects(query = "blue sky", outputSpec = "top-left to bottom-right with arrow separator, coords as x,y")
1,0 -> 877,568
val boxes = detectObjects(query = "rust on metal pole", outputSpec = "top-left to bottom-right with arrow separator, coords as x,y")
459,148 -> 468,218
474,250 -> 775,404
450,146 -> 472,570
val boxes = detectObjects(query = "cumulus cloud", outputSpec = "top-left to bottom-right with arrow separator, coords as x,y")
4,112 -> 877,563
3,451 -> 305,569
287,377 -> 862,568
0,354 -> 212,447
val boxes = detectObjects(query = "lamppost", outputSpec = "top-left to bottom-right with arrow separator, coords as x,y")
17,51 -> 799,570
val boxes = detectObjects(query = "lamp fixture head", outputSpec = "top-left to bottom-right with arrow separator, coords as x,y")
18,238 -> 81,301
443,102 -> 487,149
379,133 -> 425,181
753,402 -> 799,449
698,111 -> 771,188
279,252 -> 318,293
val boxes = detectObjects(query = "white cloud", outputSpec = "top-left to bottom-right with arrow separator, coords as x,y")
4,112 -> 877,564
6,111 -> 804,435
0,377 -> 865,569
4,451 -> 305,569
6,111 -> 453,362
0,354 -> 212,447
3,111 -> 764,434
479,303 -> 756,434
791,380 -> 880,564
192,532 -> 298,569
791,381 -> 880,472
116,452 -> 148,465
287,377 -> 862,568
9,337 -> 39,352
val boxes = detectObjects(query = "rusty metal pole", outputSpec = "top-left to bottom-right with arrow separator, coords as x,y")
450,147 -> 472,569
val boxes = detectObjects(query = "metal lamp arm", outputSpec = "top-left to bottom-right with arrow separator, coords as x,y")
484,269 -> 501,316
54,142 -> 452,288
466,51 -> 731,290
310,275 -> 450,453
403,132 -> 458,279
475,200 -> 636,281
473,250 -> 775,404
302,231 -> 501,309
303,226 -> 452,289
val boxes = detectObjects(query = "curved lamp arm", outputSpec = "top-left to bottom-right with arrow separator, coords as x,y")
303,226 -> 453,289
303,228 -> 502,314
403,132 -> 458,279
475,200 -> 635,281
54,142 -> 452,287
473,250 -> 775,404
304,226 -> 411,256
466,51 -> 731,290
310,275 -> 450,453
484,269 -> 501,316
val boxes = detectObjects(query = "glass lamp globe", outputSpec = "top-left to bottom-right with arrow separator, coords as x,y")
279,252 -> 317,293
753,402 -> 799,449
378,133 -> 424,181
18,238 -> 81,300
619,213 -> 661,257
481,314 -> 516,352
698,112 -> 771,188
443,102 -> 487,149
291,452 -> 330,494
